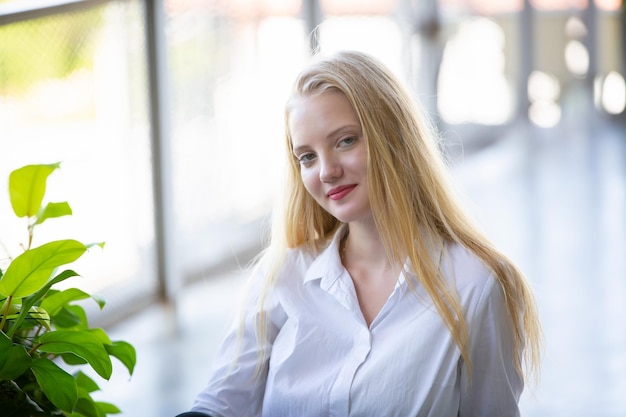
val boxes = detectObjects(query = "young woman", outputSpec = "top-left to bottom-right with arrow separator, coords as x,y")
178,50 -> 542,417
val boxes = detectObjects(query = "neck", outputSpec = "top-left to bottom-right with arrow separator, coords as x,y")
342,221 -> 395,270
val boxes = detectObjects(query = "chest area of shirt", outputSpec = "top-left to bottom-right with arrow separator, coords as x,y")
267,282 -> 460,417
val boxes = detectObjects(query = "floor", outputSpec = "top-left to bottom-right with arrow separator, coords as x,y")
101,104 -> 626,416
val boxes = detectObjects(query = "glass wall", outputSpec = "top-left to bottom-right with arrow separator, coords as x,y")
161,0 -> 420,282
2,1 -> 625,415
437,0 -> 625,127
0,0 -> 158,317
1,0 -> 623,325
162,0 -> 309,281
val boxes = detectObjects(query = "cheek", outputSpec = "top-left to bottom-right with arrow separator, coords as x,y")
300,168 -> 320,195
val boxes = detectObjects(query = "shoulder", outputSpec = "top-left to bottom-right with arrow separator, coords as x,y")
441,242 -> 502,312
248,244 -> 316,278
258,244 -> 323,292
286,244 -> 318,265
279,245 -> 318,277
245,240 -> 331,292
442,243 -> 493,286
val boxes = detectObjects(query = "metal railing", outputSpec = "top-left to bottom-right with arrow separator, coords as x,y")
0,0 -> 111,25
1,0 -> 177,307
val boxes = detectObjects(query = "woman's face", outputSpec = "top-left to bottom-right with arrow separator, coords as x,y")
288,91 -> 371,223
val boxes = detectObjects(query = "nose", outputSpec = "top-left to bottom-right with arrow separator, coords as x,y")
319,154 -> 342,183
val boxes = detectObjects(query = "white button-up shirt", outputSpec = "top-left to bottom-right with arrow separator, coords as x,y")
191,226 -> 522,417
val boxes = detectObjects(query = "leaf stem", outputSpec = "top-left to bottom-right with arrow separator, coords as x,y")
0,295 -> 13,331
34,324 -> 44,338
28,342 -> 42,356
28,217 -> 35,250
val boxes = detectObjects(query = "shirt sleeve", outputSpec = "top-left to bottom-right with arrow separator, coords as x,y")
190,263 -> 285,417
458,276 -> 524,417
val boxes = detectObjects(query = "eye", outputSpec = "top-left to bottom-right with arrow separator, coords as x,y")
296,153 -> 316,166
339,136 -> 358,147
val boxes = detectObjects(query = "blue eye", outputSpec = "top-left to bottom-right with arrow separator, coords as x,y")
297,153 -> 316,165
340,136 -> 357,146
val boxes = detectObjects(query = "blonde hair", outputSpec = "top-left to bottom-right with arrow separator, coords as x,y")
255,50 -> 542,381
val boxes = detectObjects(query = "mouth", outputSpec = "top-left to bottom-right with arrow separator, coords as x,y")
327,184 -> 357,201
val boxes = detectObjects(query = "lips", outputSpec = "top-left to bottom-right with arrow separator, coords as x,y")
327,184 -> 357,200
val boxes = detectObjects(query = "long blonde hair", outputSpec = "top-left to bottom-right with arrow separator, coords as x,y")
255,50 -> 541,381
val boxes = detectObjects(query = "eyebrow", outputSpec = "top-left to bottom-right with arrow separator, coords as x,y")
292,124 -> 361,155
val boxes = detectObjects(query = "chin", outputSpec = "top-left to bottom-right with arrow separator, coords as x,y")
330,210 -> 371,224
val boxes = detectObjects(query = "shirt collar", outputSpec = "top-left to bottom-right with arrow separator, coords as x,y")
301,224 -> 445,289
303,224 -> 348,287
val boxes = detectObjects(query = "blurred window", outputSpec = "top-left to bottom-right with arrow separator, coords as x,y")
0,0 -> 158,311
162,0 -> 308,279
437,16 -> 514,125
441,0 -> 523,13
2,0 -> 622,322
320,0 -> 396,15
529,0 -> 621,10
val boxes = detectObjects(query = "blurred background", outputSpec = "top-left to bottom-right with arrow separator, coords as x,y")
0,0 -> 625,415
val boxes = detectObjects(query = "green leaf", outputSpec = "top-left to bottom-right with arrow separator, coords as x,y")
30,357 -> 77,412
105,341 -> 137,376
91,294 -> 106,309
1,304 -> 51,330
61,304 -> 89,330
35,201 -> 73,225
51,304 -> 90,331
48,269 -> 82,288
72,395 -> 100,417
95,401 -> 121,415
0,332 -> 32,380
40,288 -> 91,316
9,163 -> 60,218
62,352 -> 88,366
53,306 -> 83,328
0,240 -> 87,298
25,305 -> 51,330
75,371 -> 100,393
88,328 -> 112,345
37,330 -> 112,380
6,270 -> 80,338
0,297 -> 21,320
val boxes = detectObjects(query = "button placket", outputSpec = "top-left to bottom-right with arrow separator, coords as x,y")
328,327 -> 372,416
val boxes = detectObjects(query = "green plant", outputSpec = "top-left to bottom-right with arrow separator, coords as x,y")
0,163 -> 136,416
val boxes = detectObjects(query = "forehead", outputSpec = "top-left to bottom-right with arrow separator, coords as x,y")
288,91 -> 360,143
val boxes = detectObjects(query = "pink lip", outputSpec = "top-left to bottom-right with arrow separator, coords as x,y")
327,184 -> 357,200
